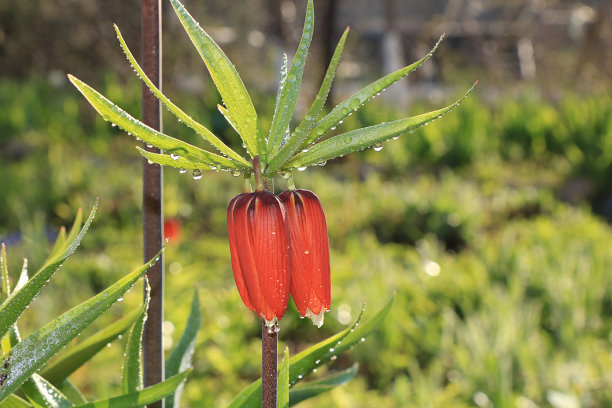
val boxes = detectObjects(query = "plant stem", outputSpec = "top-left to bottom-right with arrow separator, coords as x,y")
261,322 -> 278,408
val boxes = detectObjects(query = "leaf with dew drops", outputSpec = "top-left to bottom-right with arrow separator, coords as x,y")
113,25 -> 249,167
285,82 -> 477,170
164,289 -> 201,408
268,0 -> 314,155
67,75 -> 243,172
22,374 -> 74,408
122,278 -> 150,393
0,202 -> 97,342
0,249 -> 162,402
288,363 -> 358,406
278,347 -> 290,408
299,34 -> 446,151
266,27 -> 350,174
169,0 -> 265,160
226,296 -> 394,407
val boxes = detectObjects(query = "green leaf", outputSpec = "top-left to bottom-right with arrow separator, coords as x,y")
22,374 -> 74,408
1,244 -> 9,300
55,380 -> 88,406
0,203 -> 97,341
68,75 -> 242,172
301,34 -> 445,150
169,0 -> 265,159
226,297 -> 394,407
122,279 -> 150,393
41,310 -> 139,385
268,0 -> 314,154
266,27 -> 349,174
286,82 -> 477,169
13,259 -> 28,295
278,347 -> 290,408
48,226 -> 67,262
0,251 -> 161,402
289,364 -> 358,405
113,25 -> 249,167
136,147 -> 213,172
71,370 -> 190,408
41,311 -> 138,385
165,290 -> 201,408
0,394 -> 33,408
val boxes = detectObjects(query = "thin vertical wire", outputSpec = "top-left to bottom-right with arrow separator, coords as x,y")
141,0 -> 164,407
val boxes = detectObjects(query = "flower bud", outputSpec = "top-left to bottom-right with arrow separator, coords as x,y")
279,189 -> 330,327
227,192 -> 291,328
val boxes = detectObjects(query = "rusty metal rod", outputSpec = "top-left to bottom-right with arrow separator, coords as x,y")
141,0 -> 164,407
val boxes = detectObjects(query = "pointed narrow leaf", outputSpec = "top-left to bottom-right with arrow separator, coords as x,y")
122,279 -> 150,393
14,259 -> 28,294
68,75 -> 242,171
136,147 -> 213,172
56,380 -> 88,406
72,370 -> 191,408
278,347 -> 290,408
271,54 -> 289,123
1,244 -> 10,300
289,364 -> 358,405
169,0 -> 265,159
217,104 -> 241,136
268,0 -> 314,154
165,290 -> 201,408
48,227 -> 67,263
0,203 -> 97,341
0,394 -> 33,408
41,310 -> 140,385
226,297 -> 394,407
0,251 -> 161,402
286,83 -> 477,169
114,25 -> 249,167
266,27 -> 349,174
301,34 -> 445,150
22,375 -> 74,408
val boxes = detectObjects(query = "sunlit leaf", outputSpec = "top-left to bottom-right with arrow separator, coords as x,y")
169,0 -> 265,159
268,0 -> 314,154
122,279 -> 150,393
286,82 -> 477,169
22,374 -> 73,408
114,25 -> 248,167
278,347 -> 290,408
0,394 -> 33,408
289,363 -> 358,405
0,250 -> 161,402
165,290 -> 201,408
0,203 -> 97,342
71,371 -> 190,408
300,34 -> 445,150
226,297 -> 394,407
266,27 -> 349,174
41,311 -> 139,385
68,75 -> 242,171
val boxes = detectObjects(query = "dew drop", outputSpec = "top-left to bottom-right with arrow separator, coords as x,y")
170,153 -> 180,160
349,98 -> 361,110
392,136 -> 399,140
302,148 -> 309,153
111,123 -> 117,127
231,169 -> 241,177
192,169 -> 203,180
317,161 -> 327,167
147,143 -> 154,148
360,337 -> 366,343
304,250 -> 310,255
297,374 -> 303,379
330,355 -> 338,361
329,347 -> 335,352
297,166 -> 307,172
373,143 -> 384,152
179,168 -> 187,174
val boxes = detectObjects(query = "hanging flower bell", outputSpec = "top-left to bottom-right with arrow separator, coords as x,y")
227,191 -> 291,329
279,189 -> 331,327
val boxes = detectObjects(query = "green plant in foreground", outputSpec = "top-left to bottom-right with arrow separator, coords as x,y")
0,202 -> 198,407
67,0 -> 474,405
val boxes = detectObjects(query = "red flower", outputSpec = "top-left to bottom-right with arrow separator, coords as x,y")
279,189 -> 330,327
227,192 -> 291,327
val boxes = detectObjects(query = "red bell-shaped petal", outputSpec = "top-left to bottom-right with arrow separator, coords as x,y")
279,189 -> 330,327
227,192 -> 291,326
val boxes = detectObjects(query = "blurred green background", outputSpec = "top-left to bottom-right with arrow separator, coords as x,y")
1,0 -> 612,407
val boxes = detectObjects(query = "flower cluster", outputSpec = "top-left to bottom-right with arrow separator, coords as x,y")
227,167 -> 330,330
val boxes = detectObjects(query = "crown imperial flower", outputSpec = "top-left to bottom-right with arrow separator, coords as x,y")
279,189 -> 331,327
227,191 -> 291,329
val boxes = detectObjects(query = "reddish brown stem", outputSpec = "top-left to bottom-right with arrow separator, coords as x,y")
261,322 -> 278,408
